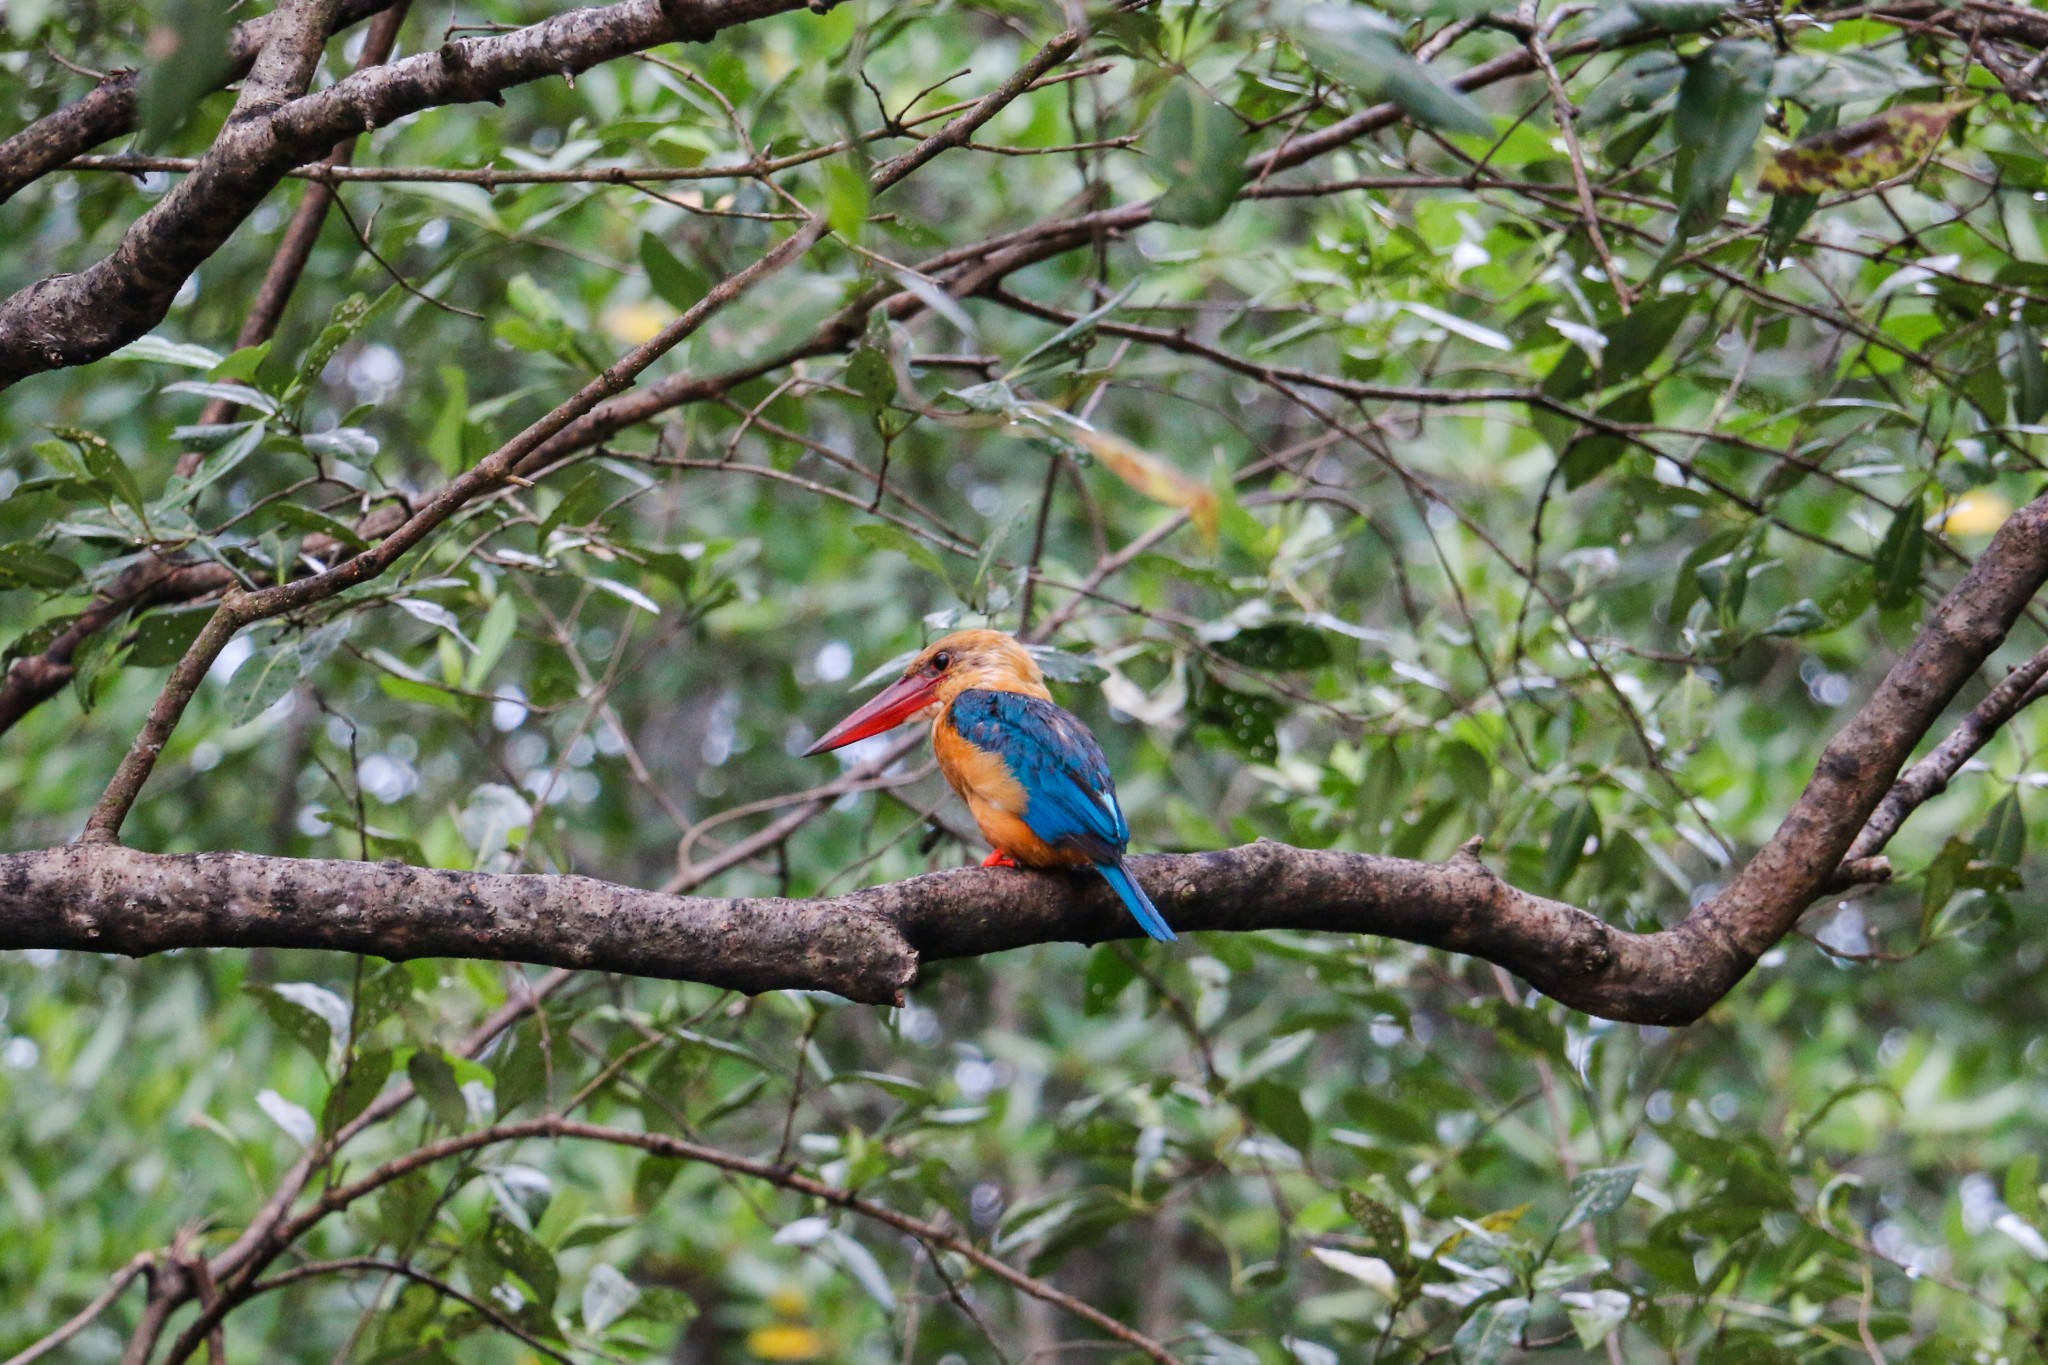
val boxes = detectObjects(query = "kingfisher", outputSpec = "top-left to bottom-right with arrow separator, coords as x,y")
804,629 -> 1177,942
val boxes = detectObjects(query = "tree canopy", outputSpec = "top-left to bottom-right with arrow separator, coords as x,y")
5,0 -> 2048,1361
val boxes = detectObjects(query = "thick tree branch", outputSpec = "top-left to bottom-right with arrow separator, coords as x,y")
0,0 -> 815,387
0,841 -> 920,1003
0,48 -> 1061,742
0,0 -> 398,206
186,1 -> 413,458
13,494 -> 2048,1024
77,23 -> 1088,840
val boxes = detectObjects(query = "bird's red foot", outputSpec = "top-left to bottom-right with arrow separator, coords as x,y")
981,849 -> 1019,868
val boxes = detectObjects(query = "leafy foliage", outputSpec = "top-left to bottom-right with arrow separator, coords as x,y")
4,0 -> 2048,1362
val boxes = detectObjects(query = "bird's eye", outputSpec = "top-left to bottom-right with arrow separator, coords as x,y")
931,651 -> 952,672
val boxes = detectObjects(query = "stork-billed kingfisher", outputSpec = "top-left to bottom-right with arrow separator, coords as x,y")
803,629 -> 1177,942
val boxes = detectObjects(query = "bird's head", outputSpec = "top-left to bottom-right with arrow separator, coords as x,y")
802,629 -> 1046,755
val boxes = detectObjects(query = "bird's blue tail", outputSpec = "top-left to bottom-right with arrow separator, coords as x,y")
1096,860 -> 1177,943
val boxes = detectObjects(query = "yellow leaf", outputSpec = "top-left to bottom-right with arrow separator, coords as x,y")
1066,426 -> 1218,547
602,300 -> 673,346
1941,489 -> 2010,537
1759,103 -> 1969,196
1476,1202 -> 1531,1233
747,1324 -> 826,1361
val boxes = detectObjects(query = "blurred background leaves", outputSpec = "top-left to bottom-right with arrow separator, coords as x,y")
4,0 -> 2048,1360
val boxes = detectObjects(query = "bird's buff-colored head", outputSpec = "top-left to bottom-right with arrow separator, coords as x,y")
802,629 -> 1048,755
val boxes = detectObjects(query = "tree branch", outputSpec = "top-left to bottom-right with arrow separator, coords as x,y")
13,491 -> 2048,1023
0,1253 -> 152,1365
1847,640 -> 2048,861
185,1 -> 413,457
0,0 -> 817,387
0,0 -> 398,206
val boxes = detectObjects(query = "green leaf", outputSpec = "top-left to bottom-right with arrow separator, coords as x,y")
288,293 -> 384,404
482,1213 -> 559,1306
1243,1079 -> 1314,1153
851,522 -> 948,580
1210,622 -> 1334,670
1669,527 -> 1744,624
638,231 -> 708,312
1342,1190 -> 1409,1264
582,1265 -> 642,1335
1561,1289 -> 1631,1350
1453,1296 -> 1530,1365
69,628 -> 129,714
1303,9 -> 1493,138
1543,798 -> 1601,893
49,427 -> 144,518
1975,792 -> 2025,869
161,380 -> 281,417
1197,683 -> 1284,762
1757,599 -> 1827,638
493,1026 -> 548,1114
1873,494 -> 1926,611
1603,111 -> 1667,170
634,1153 -> 684,1209
821,157 -> 871,241
225,643 -> 302,725
1922,835 -> 1972,929
1580,51 -> 1683,129
429,367 -> 472,477
377,1169 -> 441,1248
407,1050 -> 470,1129
1152,81 -> 1249,228
1341,1090 -> 1435,1146
126,606 -> 216,667
466,595 -> 519,690
246,983 -> 337,1066
1438,738 -> 1492,805
1559,1164 -> 1639,1232
2006,1152 -> 2044,1226
1599,294 -> 1694,385
1031,646 -> 1107,684
1763,191 -> 1821,260
323,1048 -> 393,1133
1559,388 -> 1652,488
267,504 -> 369,551
845,344 -> 896,415
209,342 -> 273,382
1083,944 -> 1138,1016
111,333 -> 224,369
619,1286 -> 698,1326
1627,0 -> 1738,29
137,0 -> 232,143
2014,324 -> 2048,425
0,543 -> 82,591
1963,360 -> 2007,425
1673,41 -> 1773,238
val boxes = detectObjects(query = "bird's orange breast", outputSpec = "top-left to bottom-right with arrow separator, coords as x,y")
934,708 -> 1090,869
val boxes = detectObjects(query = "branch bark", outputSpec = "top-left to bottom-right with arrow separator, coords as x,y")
13,491 -> 2048,1024
0,0 -> 398,207
0,0 -> 815,387
185,0 -> 413,457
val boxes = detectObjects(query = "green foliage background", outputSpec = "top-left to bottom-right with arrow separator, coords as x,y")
4,0 -> 2048,1360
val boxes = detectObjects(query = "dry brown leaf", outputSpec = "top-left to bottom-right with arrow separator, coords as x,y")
1759,103 -> 1968,195
1066,425 -> 1219,547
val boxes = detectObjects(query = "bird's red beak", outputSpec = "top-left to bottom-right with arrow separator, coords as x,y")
803,672 -> 939,755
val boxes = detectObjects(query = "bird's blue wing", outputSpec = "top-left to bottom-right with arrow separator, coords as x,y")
949,689 -> 1128,862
